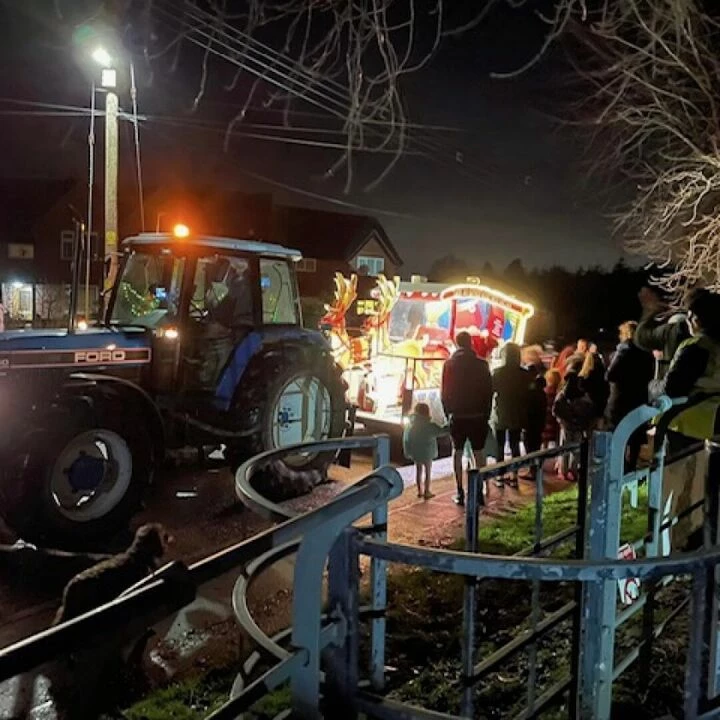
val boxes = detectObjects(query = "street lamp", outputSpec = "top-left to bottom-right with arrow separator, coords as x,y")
91,47 -> 113,68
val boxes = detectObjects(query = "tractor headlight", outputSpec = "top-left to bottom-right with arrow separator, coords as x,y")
155,326 -> 179,341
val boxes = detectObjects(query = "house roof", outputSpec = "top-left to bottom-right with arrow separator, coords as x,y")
276,206 -> 402,267
0,178 -> 76,238
133,186 -> 273,239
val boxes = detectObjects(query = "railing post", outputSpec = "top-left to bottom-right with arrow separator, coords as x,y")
526,458 -> 545,712
569,437 -> 590,719
685,568 -> 710,720
369,435 -> 390,691
699,438 -> 720,706
461,469 -> 480,718
289,464 -> 401,719
579,431 -> 620,719
639,421 -> 667,692
325,527 -> 360,718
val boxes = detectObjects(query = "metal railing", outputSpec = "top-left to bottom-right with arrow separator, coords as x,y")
456,441 -> 588,718
3,397 -> 720,719
0,435 -> 399,718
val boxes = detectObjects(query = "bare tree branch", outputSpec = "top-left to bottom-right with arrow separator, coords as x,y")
141,0 -> 559,193
565,0 -> 720,297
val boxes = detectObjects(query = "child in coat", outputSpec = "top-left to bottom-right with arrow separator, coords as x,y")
403,403 -> 447,500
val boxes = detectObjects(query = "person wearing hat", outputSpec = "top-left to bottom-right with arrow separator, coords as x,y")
636,285 -> 691,380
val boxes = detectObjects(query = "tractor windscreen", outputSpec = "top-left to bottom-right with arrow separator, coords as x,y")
111,251 -> 185,327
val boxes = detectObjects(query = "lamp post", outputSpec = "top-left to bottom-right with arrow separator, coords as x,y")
91,47 -> 119,297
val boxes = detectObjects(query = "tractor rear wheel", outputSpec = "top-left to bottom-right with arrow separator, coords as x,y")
14,408 -> 152,548
230,351 -> 346,494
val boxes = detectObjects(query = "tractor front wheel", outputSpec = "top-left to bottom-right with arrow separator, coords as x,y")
15,414 -> 151,548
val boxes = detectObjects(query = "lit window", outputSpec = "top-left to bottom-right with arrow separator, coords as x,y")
60,230 -> 75,260
297,258 -> 317,273
355,256 -> 385,277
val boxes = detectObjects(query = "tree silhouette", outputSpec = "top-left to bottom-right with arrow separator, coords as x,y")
504,258 -> 527,285
427,255 -> 470,283
481,261 -> 496,280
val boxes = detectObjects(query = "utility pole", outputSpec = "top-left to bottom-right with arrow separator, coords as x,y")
90,47 -> 120,300
104,86 -> 119,294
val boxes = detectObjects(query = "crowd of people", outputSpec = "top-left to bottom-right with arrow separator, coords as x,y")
403,284 -> 720,506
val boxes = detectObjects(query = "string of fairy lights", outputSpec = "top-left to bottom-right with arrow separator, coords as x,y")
119,281 -> 157,318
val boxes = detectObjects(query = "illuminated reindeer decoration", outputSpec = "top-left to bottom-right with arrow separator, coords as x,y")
321,273 -> 358,368
362,274 -> 400,354
321,273 -> 400,369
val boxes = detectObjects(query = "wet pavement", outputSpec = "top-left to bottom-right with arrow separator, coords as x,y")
0,453 -> 568,718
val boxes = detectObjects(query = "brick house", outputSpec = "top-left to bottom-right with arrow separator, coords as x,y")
0,179 -> 104,325
271,206 -> 403,299
126,186 -> 274,240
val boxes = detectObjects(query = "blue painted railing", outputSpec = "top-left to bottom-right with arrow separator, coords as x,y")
2,398 -> 720,719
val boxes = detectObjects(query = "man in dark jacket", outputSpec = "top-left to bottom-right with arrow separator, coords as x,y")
522,346 -> 547,454
636,285 -> 691,379
441,332 -> 493,506
605,321 -> 655,470
492,343 -> 535,487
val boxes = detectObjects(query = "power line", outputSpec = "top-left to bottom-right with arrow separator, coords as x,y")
153,4 -> 353,121
148,4 -> 490,183
130,63 -> 146,231
142,114 -> 428,155
142,121 -> 418,220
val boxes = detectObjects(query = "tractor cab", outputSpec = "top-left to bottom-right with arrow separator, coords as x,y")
108,233 -> 302,401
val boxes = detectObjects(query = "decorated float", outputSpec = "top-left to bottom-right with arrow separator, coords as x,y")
321,273 -> 535,429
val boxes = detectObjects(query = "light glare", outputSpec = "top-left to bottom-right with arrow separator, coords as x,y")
173,223 -> 190,239
91,47 -> 113,68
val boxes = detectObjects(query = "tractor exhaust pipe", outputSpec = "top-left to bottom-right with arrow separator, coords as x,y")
68,214 -> 84,333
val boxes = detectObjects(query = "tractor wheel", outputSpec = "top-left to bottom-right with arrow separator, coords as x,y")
14,408 -> 152,548
230,351 -> 346,489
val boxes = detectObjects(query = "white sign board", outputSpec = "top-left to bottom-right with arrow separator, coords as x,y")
617,544 -> 641,605
616,491 -> 674,606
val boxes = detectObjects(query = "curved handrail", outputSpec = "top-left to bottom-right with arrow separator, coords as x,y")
230,464 -> 403,661
359,537 -> 720,582
232,540 -> 299,662
610,395 -> 676,483
235,434 -> 391,522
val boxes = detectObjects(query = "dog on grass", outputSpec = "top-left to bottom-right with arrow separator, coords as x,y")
52,523 -> 174,626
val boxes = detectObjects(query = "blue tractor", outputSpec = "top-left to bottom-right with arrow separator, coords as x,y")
0,232 -> 346,546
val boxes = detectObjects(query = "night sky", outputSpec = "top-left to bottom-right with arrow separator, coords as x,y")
0,1 -> 630,275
